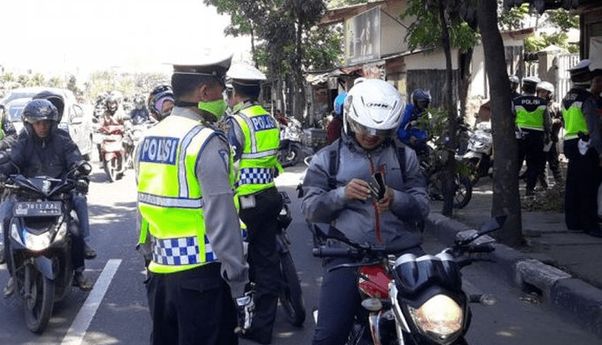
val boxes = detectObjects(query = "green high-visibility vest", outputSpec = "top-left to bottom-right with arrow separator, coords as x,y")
514,96 -> 546,131
232,104 -> 282,196
561,89 -> 591,140
137,115 -> 230,274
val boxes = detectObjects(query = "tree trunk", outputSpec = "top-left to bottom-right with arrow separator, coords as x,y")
250,27 -> 258,68
292,19 -> 306,122
478,0 -> 523,246
439,2 -> 457,217
458,49 -> 473,121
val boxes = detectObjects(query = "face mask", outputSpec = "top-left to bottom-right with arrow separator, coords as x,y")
198,99 -> 227,119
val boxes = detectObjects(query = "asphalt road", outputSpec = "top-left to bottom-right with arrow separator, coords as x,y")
0,164 -> 599,345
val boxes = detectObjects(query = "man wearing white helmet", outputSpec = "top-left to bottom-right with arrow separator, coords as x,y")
225,63 -> 283,344
536,81 -> 563,188
561,60 -> 602,237
513,75 -> 551,196
302,79 -> 429,345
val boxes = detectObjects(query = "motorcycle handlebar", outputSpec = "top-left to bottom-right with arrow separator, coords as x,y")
312,242 -> 417,259
312,247 -> 360,258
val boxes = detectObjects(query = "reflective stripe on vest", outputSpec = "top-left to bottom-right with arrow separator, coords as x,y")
562,101 -> 588,140
233,104 -> 282,196
137,115 -> 216,274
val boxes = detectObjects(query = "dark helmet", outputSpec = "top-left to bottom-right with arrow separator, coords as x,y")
33,91 -> 65,122
104,93 -> 120,113
411,89 -> 431,109
22,99 -> 59,136
147,84 -> 174,121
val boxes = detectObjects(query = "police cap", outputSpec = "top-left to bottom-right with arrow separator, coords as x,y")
172,53 -> 233,86
522,76 -> 541,85
226,63 -> 266,87
568,59 -> 592,83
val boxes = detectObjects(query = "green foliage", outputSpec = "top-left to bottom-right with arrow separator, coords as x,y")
546,8 -> 578,32
402,0 -> 479,53
524,31 -> 578,53
498,2 -> 530,30
327,0 -> 367,9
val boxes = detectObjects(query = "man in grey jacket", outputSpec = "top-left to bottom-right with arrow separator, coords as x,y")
302,79 -> 429,345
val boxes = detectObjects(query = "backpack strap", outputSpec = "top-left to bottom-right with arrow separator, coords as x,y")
396,143 -> 407,184
327,139 -> 342,190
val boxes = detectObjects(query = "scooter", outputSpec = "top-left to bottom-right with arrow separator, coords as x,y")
311,216 -> 505,345
462,121 -> 493,185
97,124 -> 130,182
278,118 -> 306,168
2,162 -> 91,333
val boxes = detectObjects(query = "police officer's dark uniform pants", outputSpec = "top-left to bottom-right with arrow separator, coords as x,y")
564,139 -> 601,232
312,247 -> 424,345
239,187 -> 283,343
146,263 -> 238,345
517,129 -> 545,192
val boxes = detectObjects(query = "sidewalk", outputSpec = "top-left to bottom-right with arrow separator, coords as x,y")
427,180 -> 602,338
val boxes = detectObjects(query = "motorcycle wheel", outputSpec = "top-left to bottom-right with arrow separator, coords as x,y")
103,158 -> 117,182
23,264 -> 55,334
280,144 -> 301,168
279,251 -> 306,327
453,175 -> 473,209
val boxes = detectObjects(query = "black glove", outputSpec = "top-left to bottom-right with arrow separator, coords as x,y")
75,179 -> 89,193
234,293 -> 254,334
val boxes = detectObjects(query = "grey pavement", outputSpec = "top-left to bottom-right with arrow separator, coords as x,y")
428,179 -> 602,339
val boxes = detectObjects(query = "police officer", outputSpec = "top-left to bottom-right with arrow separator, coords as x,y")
561,60 -> 602,237
136,54 -> 251,345
513,76 -> 551,196
225,63 -> 283,345
536,81 -> 563,188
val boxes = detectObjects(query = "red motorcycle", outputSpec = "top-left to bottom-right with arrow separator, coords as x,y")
311,216 -> 504,345
97,124 -> 130,182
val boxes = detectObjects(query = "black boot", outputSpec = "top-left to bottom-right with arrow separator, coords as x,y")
84,243 -> 97,260
73,269 -> 93,291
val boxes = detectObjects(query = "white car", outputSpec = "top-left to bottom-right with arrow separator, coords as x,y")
0,87 -> 94,159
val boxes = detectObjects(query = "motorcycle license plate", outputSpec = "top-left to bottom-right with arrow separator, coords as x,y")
14,201 -> 62,217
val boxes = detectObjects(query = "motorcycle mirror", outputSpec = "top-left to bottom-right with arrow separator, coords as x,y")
77,161 -> 93,175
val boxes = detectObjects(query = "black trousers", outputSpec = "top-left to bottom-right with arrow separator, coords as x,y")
563,139 -> 600,232
239,187 -> 283,343
517,129 -> 545,192
146,263 -> 238,345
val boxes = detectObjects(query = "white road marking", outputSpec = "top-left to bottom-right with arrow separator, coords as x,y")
61,259 -> 122,345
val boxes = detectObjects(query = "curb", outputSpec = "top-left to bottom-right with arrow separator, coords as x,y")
426,213 -> 602,338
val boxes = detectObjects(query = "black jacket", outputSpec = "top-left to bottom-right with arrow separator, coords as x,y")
1,129 -> 83,178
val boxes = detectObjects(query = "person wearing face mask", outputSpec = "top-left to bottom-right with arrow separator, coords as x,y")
224,63 -> 283,345
135,54 -> 250,345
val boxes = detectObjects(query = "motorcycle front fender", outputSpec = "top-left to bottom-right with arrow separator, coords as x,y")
104,152 -> 119,162
463,151 -> 482,160
34,255 -> 56,280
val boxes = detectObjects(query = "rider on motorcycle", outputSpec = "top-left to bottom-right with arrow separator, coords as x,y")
0,99 -> 93,295
302,79 -> 429,345
129,95 -> 150,125
396,88 -> 431,156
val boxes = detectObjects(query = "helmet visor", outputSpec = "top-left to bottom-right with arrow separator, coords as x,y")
348,118 -> 395,138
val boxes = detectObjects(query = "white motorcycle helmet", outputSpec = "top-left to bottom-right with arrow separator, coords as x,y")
343,79 -> 405,137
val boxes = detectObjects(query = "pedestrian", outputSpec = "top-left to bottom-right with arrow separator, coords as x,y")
225,62 -> 283,345
513,76 -> 551,196
536,81 -> 563,188
327,86 -> 347,144
561,59 -> 602,237
510,75 -> 521,100
135,54 -> 252,345
302,79 -> 429,345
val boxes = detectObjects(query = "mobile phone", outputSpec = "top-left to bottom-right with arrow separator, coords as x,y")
369,172 -> 386,200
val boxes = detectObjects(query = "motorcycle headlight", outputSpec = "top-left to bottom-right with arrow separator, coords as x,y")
408,294 -> 463,344
22,230 -> 53,252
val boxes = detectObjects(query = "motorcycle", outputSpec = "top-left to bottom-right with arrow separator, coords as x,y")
95,124 -> 130,182
2,162 -> 91,333
278,118 -> 305,168
420,145 -> 472,209
461,121 -> 493,186
311,216 -> 505,345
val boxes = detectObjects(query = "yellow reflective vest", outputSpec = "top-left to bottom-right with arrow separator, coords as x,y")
137,115 -> 229,274
514,95 -> 546,131
561,88 -> 591,140
231,104 -> 282,196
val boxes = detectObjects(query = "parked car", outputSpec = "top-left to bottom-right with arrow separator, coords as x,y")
0,87 -> 94,159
